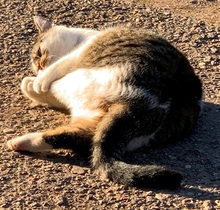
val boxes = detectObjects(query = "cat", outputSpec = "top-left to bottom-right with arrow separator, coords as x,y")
7,16 -> 202,190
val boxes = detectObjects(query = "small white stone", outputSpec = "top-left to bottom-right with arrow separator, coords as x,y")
185,164 -> 192,169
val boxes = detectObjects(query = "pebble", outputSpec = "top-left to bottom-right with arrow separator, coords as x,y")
198,62 -> 206,69
185,164 -> 192,169
210,47 -> 218,53
3,128 -> 15,134
203,200 -> 214,210
71,166 -> 86,175
204,56 -> 212,62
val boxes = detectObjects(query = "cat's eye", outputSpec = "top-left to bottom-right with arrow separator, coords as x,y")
37,47 -> 42,58
32,47 -> 42,61
31,46 -> 49,72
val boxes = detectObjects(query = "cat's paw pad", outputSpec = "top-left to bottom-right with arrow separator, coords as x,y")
21,77 -> 36,94
7,133 -> 44,152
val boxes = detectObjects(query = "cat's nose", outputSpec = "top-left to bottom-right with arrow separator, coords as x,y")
31,62 -> 40,75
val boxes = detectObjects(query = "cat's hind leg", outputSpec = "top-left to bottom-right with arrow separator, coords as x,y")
7,132 -> 52,152
7,116 -> 101,155
21,76 -> 65,109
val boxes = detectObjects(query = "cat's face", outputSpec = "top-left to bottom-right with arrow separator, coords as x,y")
31,16 -> 76,74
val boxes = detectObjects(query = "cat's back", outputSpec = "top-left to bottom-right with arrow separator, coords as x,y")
78,26 -> 191,75
77,26 -> 201,102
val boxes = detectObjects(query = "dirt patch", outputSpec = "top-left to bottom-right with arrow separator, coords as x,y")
1,0 -> 220,209
140,0 -> 220,25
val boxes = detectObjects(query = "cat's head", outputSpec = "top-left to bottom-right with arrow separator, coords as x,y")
31,16 -> 76,74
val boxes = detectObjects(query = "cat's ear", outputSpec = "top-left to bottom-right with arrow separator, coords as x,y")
33,16 -> 54,33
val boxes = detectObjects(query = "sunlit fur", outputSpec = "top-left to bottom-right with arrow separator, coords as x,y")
7,16 -> 202,190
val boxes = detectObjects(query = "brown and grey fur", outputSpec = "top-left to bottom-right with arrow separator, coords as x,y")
7,16 -> 202,190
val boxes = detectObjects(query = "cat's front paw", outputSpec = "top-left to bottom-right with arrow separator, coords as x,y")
33,71 -> 54,94
21,77 -> 36,95
7,133 -> 52,152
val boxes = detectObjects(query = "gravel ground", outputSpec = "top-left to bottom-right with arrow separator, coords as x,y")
1,0 -> 220,209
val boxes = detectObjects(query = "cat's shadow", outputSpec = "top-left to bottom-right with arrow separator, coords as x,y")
127,101 -> 220,199
22,102 -> 220,199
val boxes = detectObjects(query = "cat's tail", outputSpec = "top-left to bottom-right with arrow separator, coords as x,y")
91,103 -> 183,190
96,159 -> 182,190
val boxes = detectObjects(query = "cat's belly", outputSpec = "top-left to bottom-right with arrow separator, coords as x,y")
50,66 -> 160,118
50,67 -> 124,118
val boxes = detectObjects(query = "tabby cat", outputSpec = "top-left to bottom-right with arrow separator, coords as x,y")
7,16 -> 202,190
